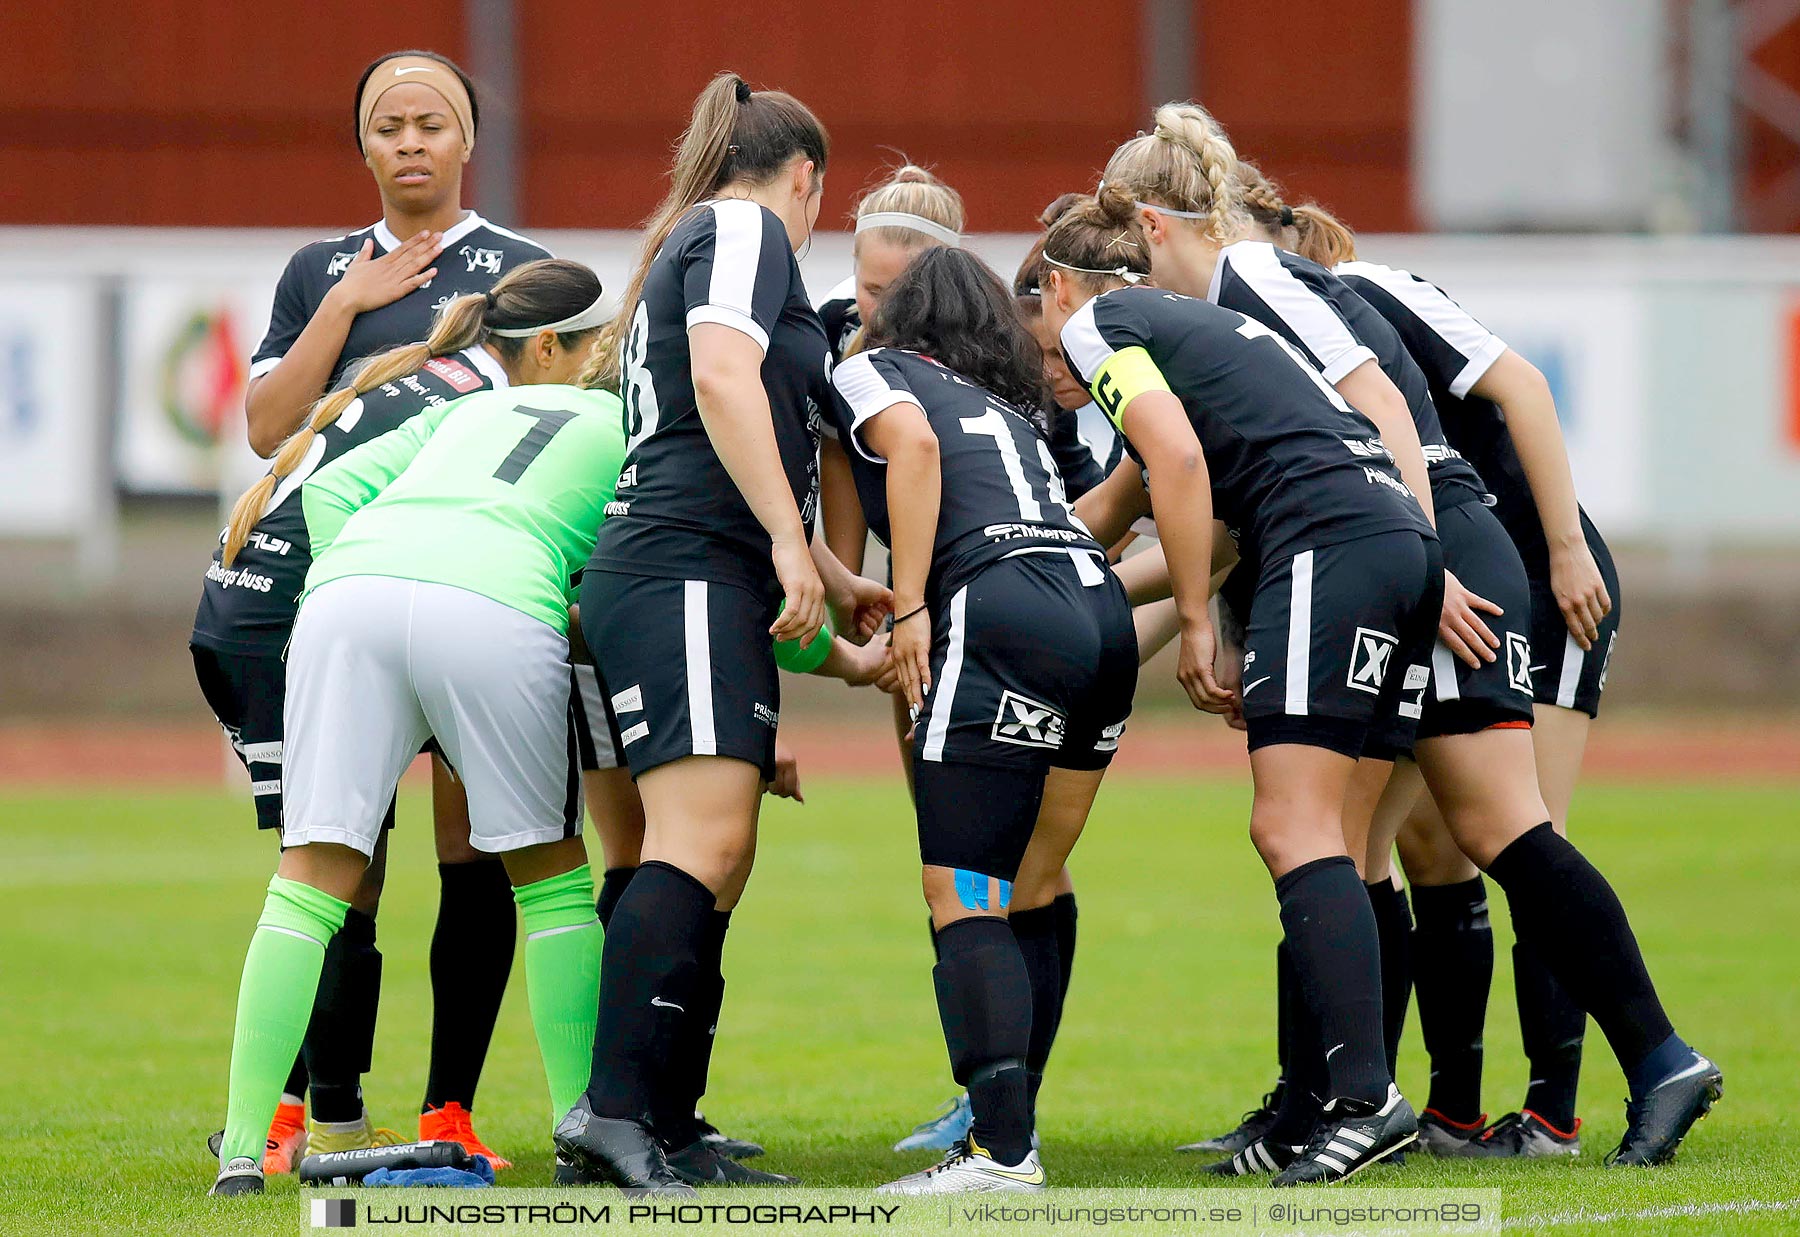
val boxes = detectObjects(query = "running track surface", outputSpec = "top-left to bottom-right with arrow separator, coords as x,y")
1,715 -> 1795,788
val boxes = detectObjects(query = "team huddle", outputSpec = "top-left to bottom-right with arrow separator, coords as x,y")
198,52 -> 1722,1198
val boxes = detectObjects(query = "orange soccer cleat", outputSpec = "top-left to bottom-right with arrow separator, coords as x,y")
420,1102 -> 512,1170
264,1100 -> 308,1173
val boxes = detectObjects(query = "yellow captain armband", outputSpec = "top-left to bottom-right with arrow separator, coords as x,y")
1090,346 -> 1172,431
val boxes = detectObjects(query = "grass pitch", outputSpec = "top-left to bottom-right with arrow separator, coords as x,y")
1,773 -> 1796,1235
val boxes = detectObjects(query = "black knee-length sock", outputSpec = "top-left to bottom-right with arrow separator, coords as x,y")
584,861 -> 715,1121
1276,856 -> 1390,1106
1271,942 -> 1291,1108
306,907 -> 381,1123
1515,940 -> 1586,1129
423,858 -> 516,1112
1266,942 -> 1324,1146
653,909 -> 731,1148
1485,824 -> 1683,1098
932,917 -> 1034,1165
1366,879 -> 1413,1079
1410,877 -> 1493,1124
596,865 -> 637,930
1051,891 -> 1078,1001
284,1052 -> 309,1105
1010,904 -> 1064,1120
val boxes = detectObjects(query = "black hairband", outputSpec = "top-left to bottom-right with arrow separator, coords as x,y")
1279,205 -> 1295,227
482,290 -> 498,310
734,79 -> 752,104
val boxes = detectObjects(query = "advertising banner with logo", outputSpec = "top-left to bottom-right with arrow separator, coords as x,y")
117,277 -> 269,495
0,278 -> 101,534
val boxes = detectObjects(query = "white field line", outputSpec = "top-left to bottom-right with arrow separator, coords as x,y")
1507,1197 -> 1800,1229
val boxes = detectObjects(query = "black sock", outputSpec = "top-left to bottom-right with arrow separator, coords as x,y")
1515,941 -> 1584,1130
584,860 -> 715,1120
1272,943 -> 1290,1109
422,859 -> 516,1112
1010,904 -> 1063,1125
1051,891 -> 1078,1001
284,1052 -> 309,1103
1276,856 -> 1390,1106
653,909 -> 730,1148
305,907 -> 381,1123
1410,877 -> 1493,1125
932,917 -> 1033,1165
1366,879 -> 1413,1079
1486,823 -> 1678,1094
596,865 -> 637,930
1266,942 -> 1323,1145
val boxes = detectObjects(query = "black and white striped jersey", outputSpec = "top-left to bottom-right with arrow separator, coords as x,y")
590,199 -> 830,599
1333,260 -> 1546,538
252,212 -> 550,389
1207,241 -> 1489,510
831,347 -> 1102,604
1059,286 -> 1433,564
192,347 -> 509,656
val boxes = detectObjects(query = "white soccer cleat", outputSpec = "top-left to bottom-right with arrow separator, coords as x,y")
876,1138 -> 1046,1194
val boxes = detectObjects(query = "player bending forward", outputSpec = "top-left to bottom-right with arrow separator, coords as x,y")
211,376 -> 625,1195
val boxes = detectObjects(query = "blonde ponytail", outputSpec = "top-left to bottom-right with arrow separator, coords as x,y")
594,72 -> 829,388
1103,101 -> 1243,242
1289,203 -> 1359,267
222,257 -> 604,564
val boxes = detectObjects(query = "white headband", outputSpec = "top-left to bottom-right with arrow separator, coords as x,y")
1133,198 -> 1211,220
488,292 -> 610,337
1042,254 -> 1145,284
855,211 -> 962,247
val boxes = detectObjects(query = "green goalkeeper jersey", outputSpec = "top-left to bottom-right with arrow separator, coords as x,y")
301,384 -> 626,634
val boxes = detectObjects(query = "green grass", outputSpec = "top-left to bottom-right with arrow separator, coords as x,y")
1,776 -> 1797,1235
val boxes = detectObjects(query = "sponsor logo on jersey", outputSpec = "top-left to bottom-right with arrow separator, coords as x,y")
991,690 -> 1066,750
326,251 -> 357,277
1094,720 -> 1126,753
246,531 -> 293,556
1347,627 -> 1399,695
1342,437 -> 1392,459
603,500 -> 631,518
1362,467 -> 1414,499
1243,650 -> 1256,669
422,356 -> 483,393
1506,632 -> 1533,695
459,245 -> 504,275
610,684 -> 643,714
752,702 -> 779,729
617,463 -> 638,489
205,560 -> 276,593
982,523 -> 1087,544
1422,443 -> 1468,465
619,721 -> 650,746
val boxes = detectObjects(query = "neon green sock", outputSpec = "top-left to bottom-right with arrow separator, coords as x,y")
514,864 -> 602,1119
221,876 -> 349,1165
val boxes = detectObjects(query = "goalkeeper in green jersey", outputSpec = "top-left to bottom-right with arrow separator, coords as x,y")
210,370 -> 628,1196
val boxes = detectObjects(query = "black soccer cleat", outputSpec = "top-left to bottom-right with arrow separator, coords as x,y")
1271,1085 -> 1418,1187
1462,1110 -> 1579,1159
1177,1086 -> 1282,1155
1415,1107 -> 1491,1157
553,1100 -> 695,1195
1199,1135 -> 1303,1177
697,1112 -> 765,1160
208,1156 -> 265,1197
1606,1052 -> 1723,1168
665,1139 -> 800,1186
553,1152 -> 606,1186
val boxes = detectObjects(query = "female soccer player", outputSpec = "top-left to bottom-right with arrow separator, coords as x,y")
1111,108 -> 1721,1173
1042,189 -> 1441,1185
227,47 -> 549,1164
830,246 -> 1136,1193
1310,211 -> 1630,1159
554,72 -> 850,1192
193,259 -> 596,1171
210,351 -> 626,1198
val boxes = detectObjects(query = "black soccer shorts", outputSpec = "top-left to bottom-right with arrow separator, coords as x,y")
911,550 -> 1138,879
1508,508 -> 1621,719
1417,500 -> 1538,740
1237,530 -> 1444,761
580,570 -> 781,783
